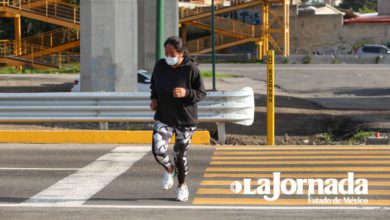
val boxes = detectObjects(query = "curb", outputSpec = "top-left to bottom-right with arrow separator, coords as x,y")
0,130 -> 210,145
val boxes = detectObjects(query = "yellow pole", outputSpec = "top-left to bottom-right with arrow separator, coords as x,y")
3,41 -> 7,56
67,28 -> 70,42
54,0 -> 57,16
266,50 -> 275,146
58,52 -> 62,68
14,15 -> 21,56
262,0 -> 269,56
182,24 -> 187,43
45,0 -> 48,17
31,46 -> 34,64
283,0 -> 290,57
257,40 -> 263,60
73,6 -> 76,23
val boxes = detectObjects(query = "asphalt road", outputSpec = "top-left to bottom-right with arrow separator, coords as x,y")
199,64 -> 390,110
198,64 -> 390,92
1,143 -> 389,219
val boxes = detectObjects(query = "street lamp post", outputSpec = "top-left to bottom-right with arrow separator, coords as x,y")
211,0 -> 216,91
156,0 -> 165,61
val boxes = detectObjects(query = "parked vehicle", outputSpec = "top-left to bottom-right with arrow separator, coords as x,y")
356,44 -> 390,57
71,70 -> 151,92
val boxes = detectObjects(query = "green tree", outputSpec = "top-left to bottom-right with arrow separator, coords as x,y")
339,0 -> 377,12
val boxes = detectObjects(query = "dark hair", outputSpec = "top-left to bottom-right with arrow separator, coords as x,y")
164,36 -> 189,59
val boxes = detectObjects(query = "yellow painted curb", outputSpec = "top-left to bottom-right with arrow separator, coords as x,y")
0,130 -> 210,145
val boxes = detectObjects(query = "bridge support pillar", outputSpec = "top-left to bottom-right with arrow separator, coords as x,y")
80,0 -> 138,92
137,0 -> 178,71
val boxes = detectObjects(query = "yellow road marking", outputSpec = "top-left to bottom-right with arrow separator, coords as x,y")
214,151 -> 390,155
0,130 -> 210,144
215,147 -> 390,150
196,188 -> 390,195
195,146 -> 390,207
203,173 -> 390,178
212,155 -> 390,160
192,198 -> 390,206
200,180 -> 390,186
211,161 -> 390,165
206,167 -> 390,172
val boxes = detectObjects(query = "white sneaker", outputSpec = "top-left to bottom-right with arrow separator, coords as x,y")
161,170 -> 174,190
176,185 -> 189,201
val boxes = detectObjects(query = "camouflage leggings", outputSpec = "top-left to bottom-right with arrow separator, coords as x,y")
152,121 -> 196,184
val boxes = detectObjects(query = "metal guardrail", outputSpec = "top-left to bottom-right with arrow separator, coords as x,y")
0,87 -> 255,144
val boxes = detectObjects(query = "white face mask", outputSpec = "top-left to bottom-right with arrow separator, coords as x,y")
165,56 -> 179,66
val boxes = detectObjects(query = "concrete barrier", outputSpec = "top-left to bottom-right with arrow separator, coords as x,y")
357,56 -> 379,64
334,55 -> 359,64
195,54 -> 252,63
311,55 -> 334,64
383,56 -> 390,64
281,55 -> 306,64
194,54 -> 388,64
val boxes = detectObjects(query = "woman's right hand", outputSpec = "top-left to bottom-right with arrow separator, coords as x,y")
150,99 -> 158,111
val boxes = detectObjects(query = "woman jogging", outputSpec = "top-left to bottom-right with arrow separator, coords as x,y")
150,36 -> 206,202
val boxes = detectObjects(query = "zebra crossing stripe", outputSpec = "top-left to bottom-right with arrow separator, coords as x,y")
22,146 -> 150,206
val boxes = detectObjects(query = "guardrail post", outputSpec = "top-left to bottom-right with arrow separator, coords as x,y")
99,122 -> 109,130
216,122 -> 226,144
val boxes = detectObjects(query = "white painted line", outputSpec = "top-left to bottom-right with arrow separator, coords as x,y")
21,146 -> 150,206
0,168 -> 78,171
0,204 -> 389,210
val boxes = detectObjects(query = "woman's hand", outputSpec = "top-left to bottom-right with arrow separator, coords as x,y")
173,87 -> 187,98
150,99 -> 158,110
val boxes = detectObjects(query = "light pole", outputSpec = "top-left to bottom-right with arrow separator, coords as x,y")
156,0 -> 165,61
211,0 -> 216,91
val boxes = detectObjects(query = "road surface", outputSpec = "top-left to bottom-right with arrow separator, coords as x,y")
0,143 -> 389,219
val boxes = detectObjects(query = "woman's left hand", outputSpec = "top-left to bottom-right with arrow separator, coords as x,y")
173,87 -> 187,98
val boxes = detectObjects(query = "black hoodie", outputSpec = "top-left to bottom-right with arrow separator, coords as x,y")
150,57 -> 207,127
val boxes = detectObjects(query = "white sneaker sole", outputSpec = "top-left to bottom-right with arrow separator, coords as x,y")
176,197 -> 189,202
162,182 -> 173,190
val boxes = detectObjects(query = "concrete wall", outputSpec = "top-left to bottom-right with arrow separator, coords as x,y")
81,0 -> 138,92
342,23 -> 390,45
378,0 -> 390,16
290,13 -> 390,55
291,14 -> 344,55
138,0 -> 179,72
